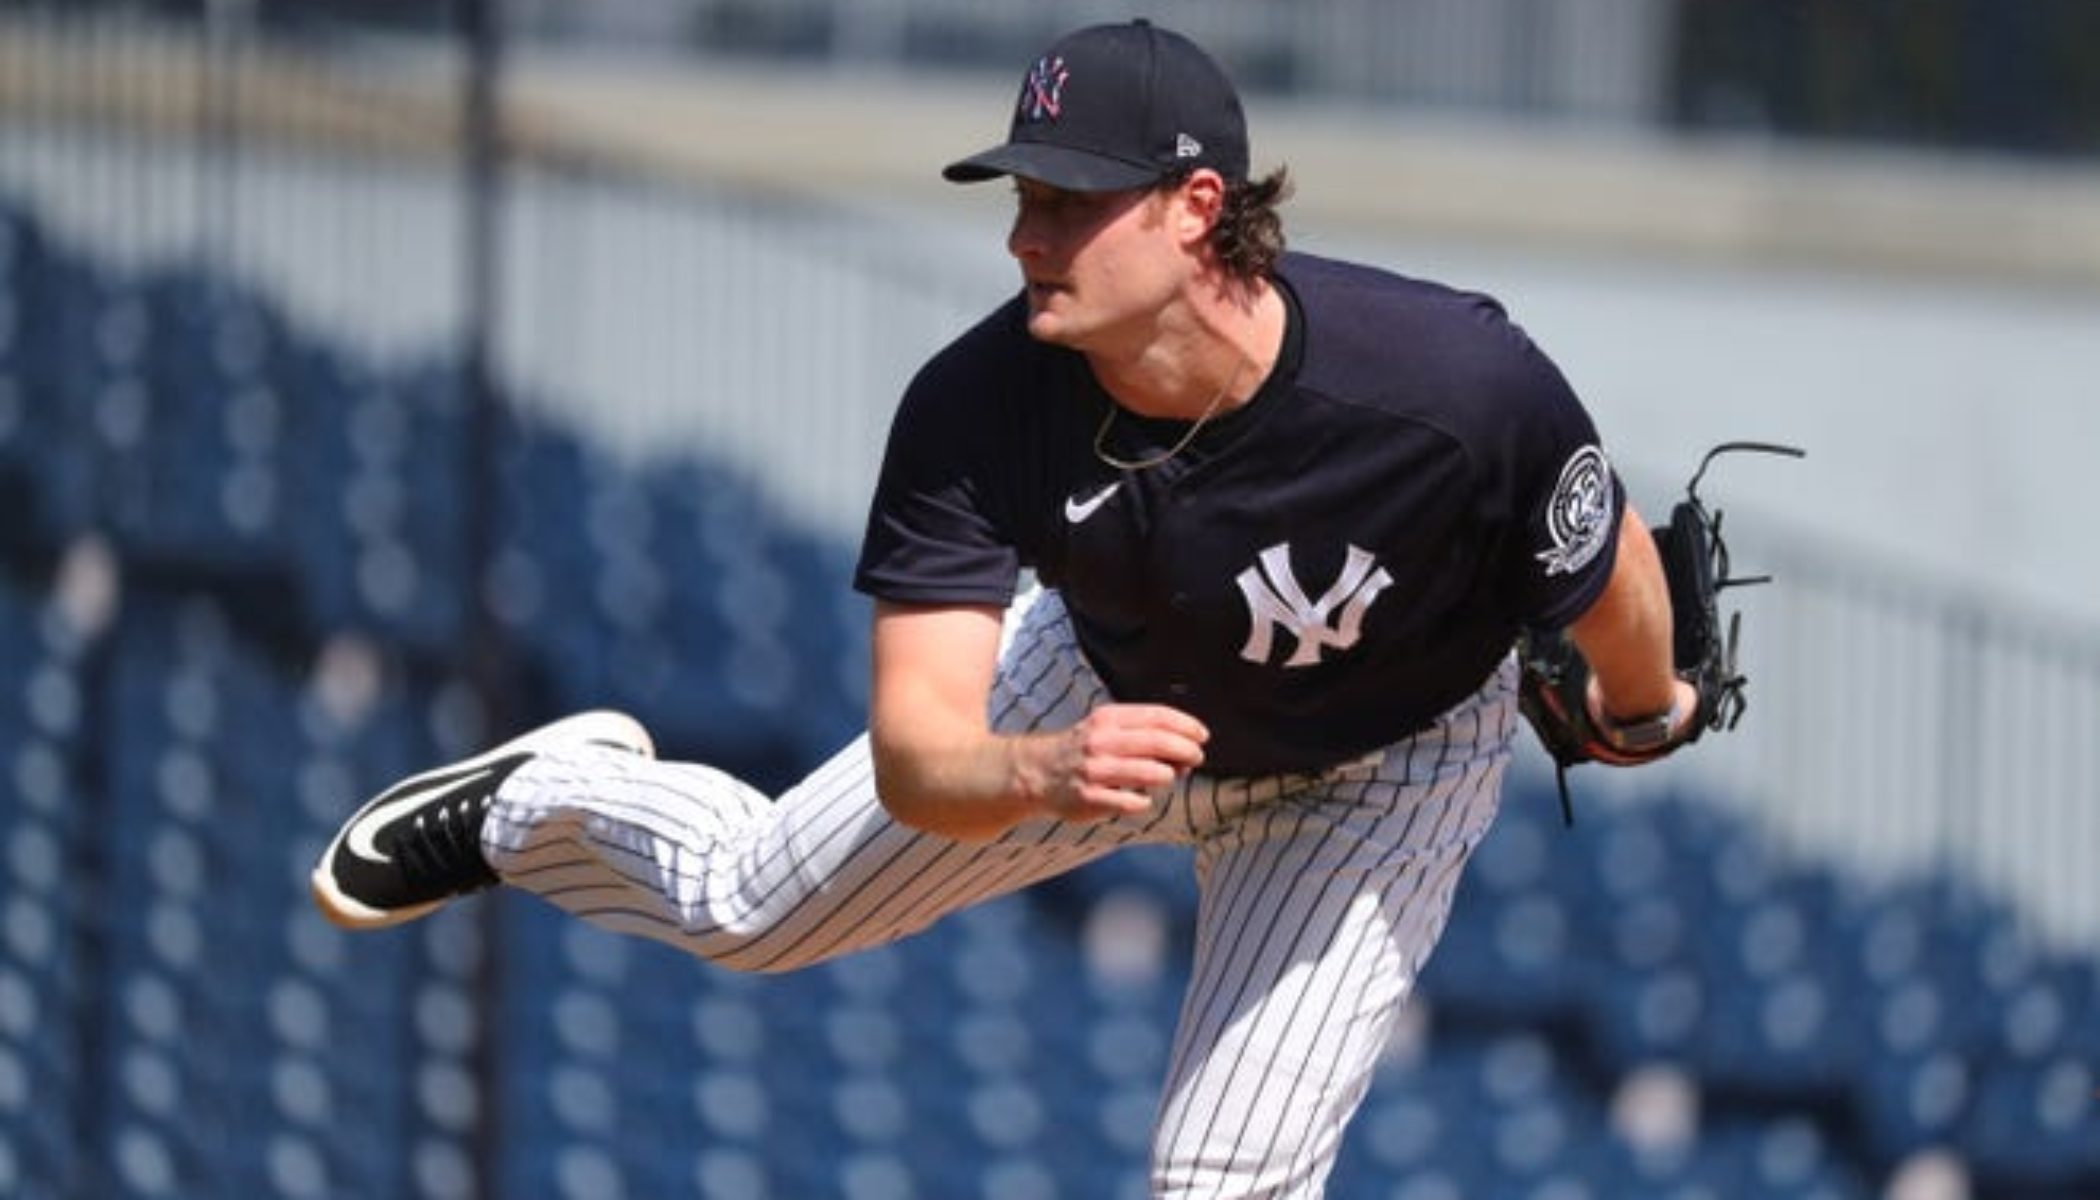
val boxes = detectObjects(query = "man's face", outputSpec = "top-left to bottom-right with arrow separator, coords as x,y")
1005,177 -> 1188,352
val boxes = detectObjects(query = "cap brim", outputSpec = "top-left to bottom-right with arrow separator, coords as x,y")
941,142 -> 1162,191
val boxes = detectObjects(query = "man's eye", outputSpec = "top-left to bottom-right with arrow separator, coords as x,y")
1015,185 -> 1076,214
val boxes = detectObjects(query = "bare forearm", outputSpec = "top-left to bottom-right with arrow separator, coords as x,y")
867,602 -> 1042,842
870,726 -> 1046,843
1567,507 -> 1676,718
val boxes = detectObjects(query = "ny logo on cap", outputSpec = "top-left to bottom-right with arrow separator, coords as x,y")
1020,55 -> 1068,122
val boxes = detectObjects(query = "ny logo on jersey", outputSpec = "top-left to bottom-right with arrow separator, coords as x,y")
1234,543 -> 1394,668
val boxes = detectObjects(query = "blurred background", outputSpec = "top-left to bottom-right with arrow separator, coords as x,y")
1,1 -> 2097,1197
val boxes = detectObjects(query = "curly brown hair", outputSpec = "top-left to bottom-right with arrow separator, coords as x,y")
1160,165 -> 1294,281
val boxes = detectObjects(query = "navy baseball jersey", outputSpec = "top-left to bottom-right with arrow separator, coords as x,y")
855,252 -> 1623,776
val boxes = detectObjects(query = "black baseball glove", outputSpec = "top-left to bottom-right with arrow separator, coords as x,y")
1517,442 -> 1803,822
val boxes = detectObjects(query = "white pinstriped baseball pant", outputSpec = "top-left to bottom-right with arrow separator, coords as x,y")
484,587 -> 1517,1198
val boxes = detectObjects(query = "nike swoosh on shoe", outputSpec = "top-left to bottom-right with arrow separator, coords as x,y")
344,763 -> 499,866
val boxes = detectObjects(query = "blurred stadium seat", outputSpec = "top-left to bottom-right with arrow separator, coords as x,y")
100,267 -> 290,573
0,570 -> 92,1199
2,229 -> 117,547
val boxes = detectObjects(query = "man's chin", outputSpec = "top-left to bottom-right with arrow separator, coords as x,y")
1023,309 -> 1074,346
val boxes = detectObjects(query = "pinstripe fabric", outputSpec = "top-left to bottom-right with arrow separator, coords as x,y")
1152,659 -> 1515,1198
482,588 -> 1516,1195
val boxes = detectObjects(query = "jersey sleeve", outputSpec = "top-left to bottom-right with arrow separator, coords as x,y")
1474,314 -> 1626,631
852,321 -> 1026,608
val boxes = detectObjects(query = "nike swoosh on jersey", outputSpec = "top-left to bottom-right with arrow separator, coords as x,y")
1063,481 -> 1122,524
344,764 -> 497,866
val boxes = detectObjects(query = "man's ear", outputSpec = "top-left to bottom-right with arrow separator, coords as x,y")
1174,169 -> 1227,248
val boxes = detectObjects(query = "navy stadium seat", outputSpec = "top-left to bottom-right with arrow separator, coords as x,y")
94,268 -> 290,571
0,570 -> 93,1198
6,247 -> 119,542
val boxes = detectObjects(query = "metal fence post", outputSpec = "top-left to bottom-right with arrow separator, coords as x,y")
458,0 -> 510,1194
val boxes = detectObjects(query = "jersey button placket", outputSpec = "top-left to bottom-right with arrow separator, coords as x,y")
1154,478 -> 1201,709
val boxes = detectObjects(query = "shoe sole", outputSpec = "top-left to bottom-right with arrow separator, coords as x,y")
309,709 -> 654,930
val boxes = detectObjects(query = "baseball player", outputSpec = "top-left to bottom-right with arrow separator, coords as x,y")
313,20 -> 1698,1197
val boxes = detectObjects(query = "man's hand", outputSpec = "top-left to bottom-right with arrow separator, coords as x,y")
1022,703 -> 1209,823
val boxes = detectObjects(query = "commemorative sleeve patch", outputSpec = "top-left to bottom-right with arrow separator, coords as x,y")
1535,444 -> 1615,577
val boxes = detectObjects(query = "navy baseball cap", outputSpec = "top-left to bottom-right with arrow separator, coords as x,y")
943,19 -> 1249,192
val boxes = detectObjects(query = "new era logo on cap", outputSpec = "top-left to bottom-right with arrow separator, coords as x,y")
943,19 -> 1250,192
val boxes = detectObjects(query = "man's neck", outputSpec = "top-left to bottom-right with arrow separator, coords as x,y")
1091,279 -> 1285,420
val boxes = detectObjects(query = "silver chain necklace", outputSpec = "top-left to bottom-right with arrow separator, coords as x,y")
1091,354 -> 1248,473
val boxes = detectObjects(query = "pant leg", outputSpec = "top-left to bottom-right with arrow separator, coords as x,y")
481,587 -> 1183,973
1149,659 -> 1519,1198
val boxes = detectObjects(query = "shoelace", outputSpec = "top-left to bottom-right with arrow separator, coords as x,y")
396,793 -> 499,893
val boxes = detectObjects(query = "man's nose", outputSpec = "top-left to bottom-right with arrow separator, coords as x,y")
1007,211 -> 1042,261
